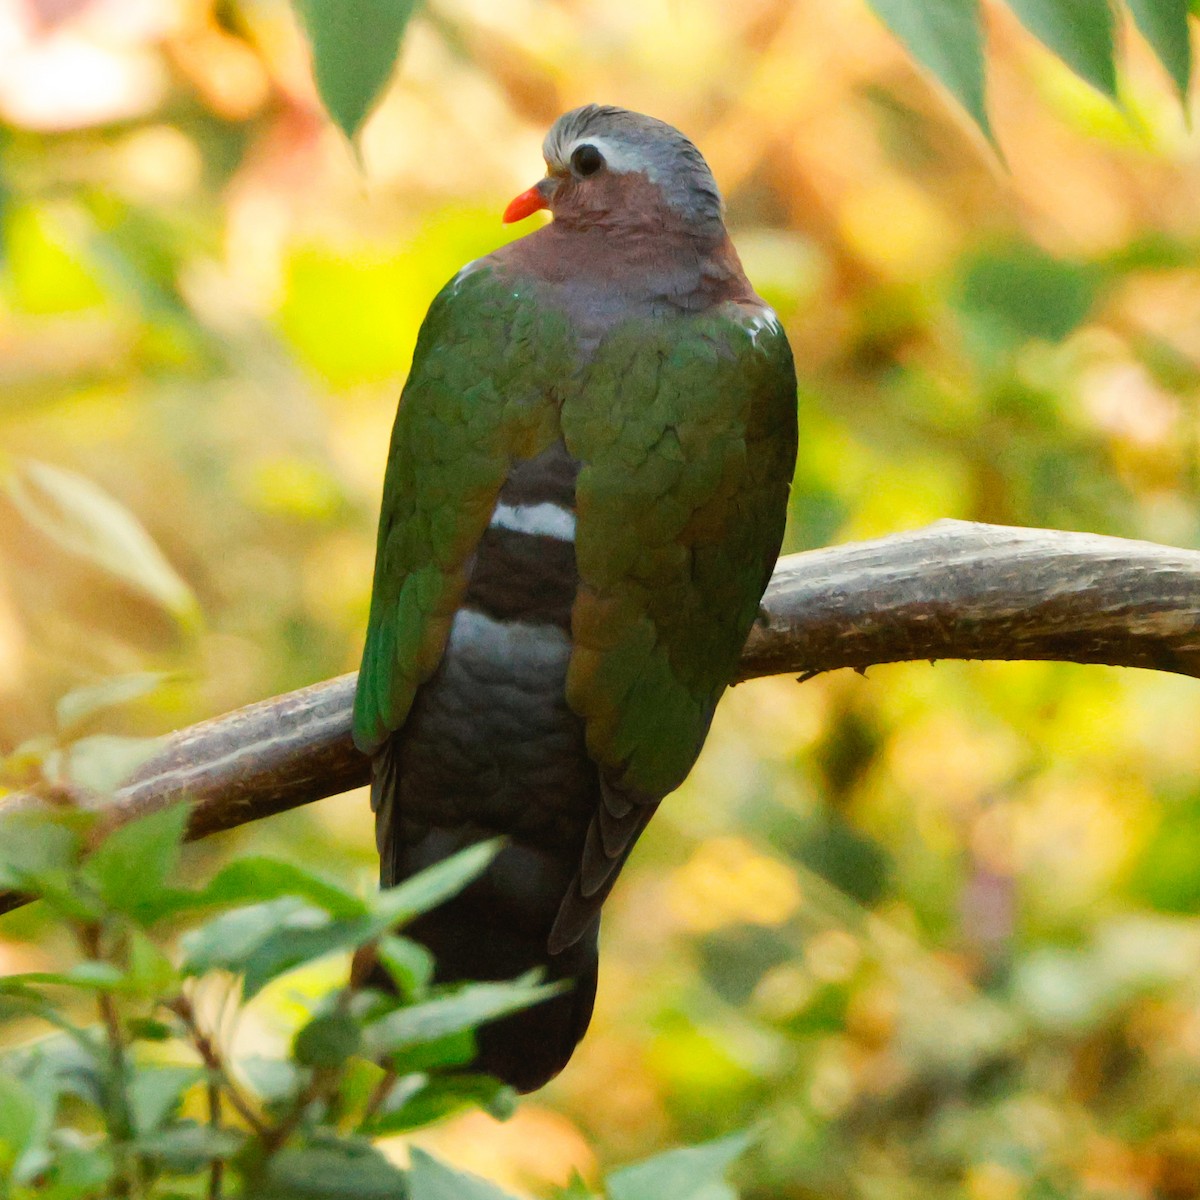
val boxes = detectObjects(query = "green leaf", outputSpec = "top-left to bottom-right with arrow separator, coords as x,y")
55,672 -> 171,733
5,1034 -> 105,1111
242,919 -> 365,998
369,839 -> 503,928
0,992 -> 96,1053
606,1133 -> 754,1200
2,459 -> 201,631
181,845 -> 486,990
183,897 -> 375,1000
294,1011 -> 362,1068
224,843 -> 502,1000
1126,0 -> 1192,97
0,963 -> 126,992
552,1172 -> 599,1200
82,802 -> 190,923
376,934 -> 434,998
954,242 -> 1100,347
865,0 -> 993,141
239,1056 -> 303,1106
0,1071 -> 37,1173
66,961 -> 128,989
0,812 -> 84,891
255,1141 -> 408,1199
51,734 -> 163,796
180,897 -> 326,976
135,1121 -> 244,1173
129,1066 -> 204,1134
10,870 -> 105,923
198,856 -> 366,920
126,929 -> 179,996
362,974 -> 564,1059
292,0 -> 421,142
365,1074 -> 516,1136
337,1056 -> 386,1117
380,1030 -> 477,1076
29,1142 -> 113,1199
126,1017 -> 175,1042
407,1148 -> 521,1200
1004,0 -> 1117,97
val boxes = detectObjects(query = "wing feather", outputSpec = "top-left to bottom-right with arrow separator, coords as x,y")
551,305 -> 797,944
551,782 -> 659,954
352,265 -> 574,756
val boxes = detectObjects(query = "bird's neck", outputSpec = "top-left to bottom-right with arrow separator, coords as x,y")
494,221 -> 757,320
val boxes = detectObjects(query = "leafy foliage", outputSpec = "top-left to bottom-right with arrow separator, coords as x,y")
291,0 -> 423,142
1003,0 -> 1118,99
1126,0 -> 1193,96
864,0 -> 1194,136
2,459 -> 200,633
281,0 -> 1196,146
0,803 -> 740,1198
5,1 -> 1200,1198
864,0 -> 993,142
605,1132 -> 752,1200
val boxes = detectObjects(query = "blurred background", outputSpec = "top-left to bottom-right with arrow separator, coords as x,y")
2,0 -> 1200,1195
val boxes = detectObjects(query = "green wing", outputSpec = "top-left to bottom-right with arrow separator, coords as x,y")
564,305 -> 797,792
353,266 -> 573,754
550,305 -> 796,948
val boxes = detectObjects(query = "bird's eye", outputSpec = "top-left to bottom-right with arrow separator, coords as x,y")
571,144 -> 604,177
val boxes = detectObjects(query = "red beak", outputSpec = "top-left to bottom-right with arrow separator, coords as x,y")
503,179 -> 554,224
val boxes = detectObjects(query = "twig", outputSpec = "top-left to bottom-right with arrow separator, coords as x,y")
363,1068 -> 398,1125
259,977 -> 360,1154
206,1071 -> 224,1200
79,923 -> 138,1198
257,1070 -> 328,1159
168,994 -> 270,1139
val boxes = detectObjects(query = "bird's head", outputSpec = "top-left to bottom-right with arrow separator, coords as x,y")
503,105 -> 725,238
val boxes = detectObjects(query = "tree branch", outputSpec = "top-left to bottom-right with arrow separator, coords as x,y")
4,519 -> 1200,917
735,519 -> 1200,681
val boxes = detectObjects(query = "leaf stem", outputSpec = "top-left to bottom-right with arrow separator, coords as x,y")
79,922 -> 139,1198
168,994 -> 270,1138
207,1072 -> 224,1200
259,976 -> 359,1156
363,1068 -> 398,1125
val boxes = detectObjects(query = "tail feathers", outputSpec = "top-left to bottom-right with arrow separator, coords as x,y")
548,780 -> 659,955
408,885 -> 598,1092
385,825 -> 600,1093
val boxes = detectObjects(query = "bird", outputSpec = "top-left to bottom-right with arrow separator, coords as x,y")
353,104 -> 798,1092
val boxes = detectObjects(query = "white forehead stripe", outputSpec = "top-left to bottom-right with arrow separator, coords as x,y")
489,502 -> 576,542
